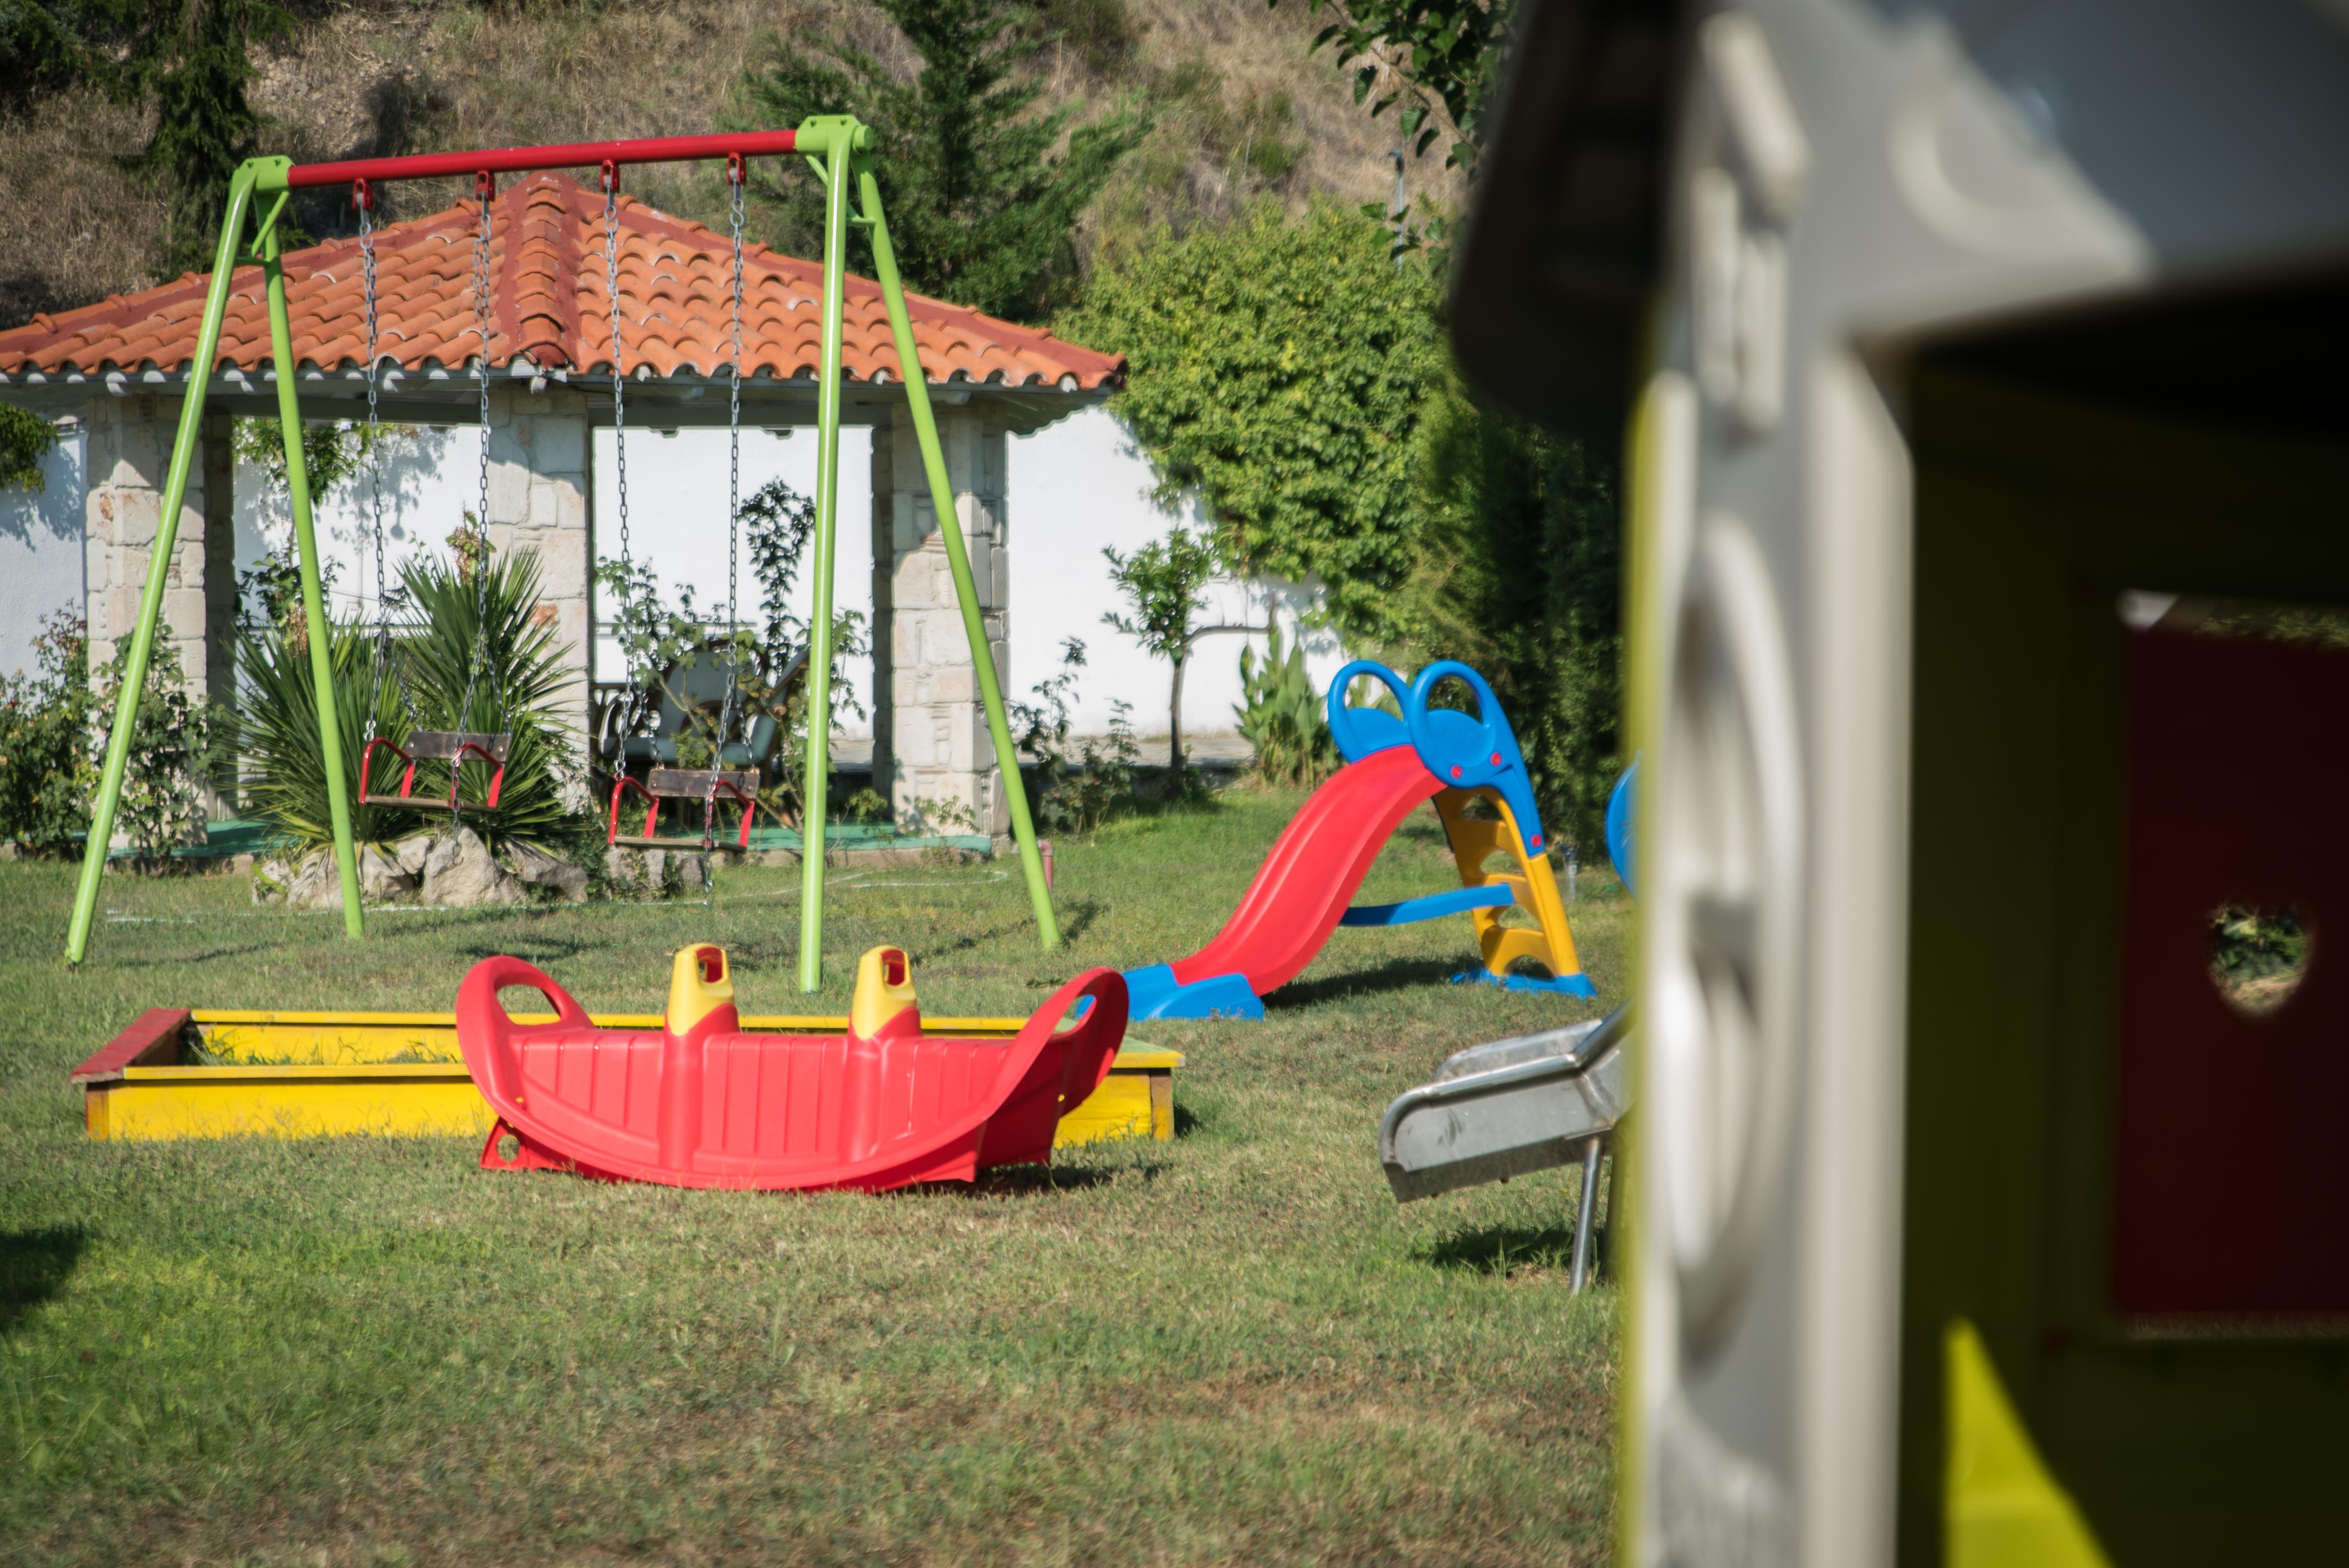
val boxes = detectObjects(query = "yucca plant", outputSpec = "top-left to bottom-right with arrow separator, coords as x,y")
236,541 -> 576,848
1235,619 -> 1338,788
389,542 -> 575,845
237,620 -> 420,847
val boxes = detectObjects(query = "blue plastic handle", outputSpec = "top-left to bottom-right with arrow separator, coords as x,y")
1406,662 -> 1549,853
1605,758 -> 1637,900
1326,660 -> 1411,763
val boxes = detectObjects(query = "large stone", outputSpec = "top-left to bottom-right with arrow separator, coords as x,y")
391,832 -> 435,875
603,845 -> 642,891
359,843 -> 418,902
422,827 -> 525,908
504,839 -> 588,903
284,852 -> 346,912
673,852 -> 708,892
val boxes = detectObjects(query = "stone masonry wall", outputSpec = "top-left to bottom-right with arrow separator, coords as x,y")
83,394 -> 209,699
480,385 -> 593,757
869,401 -> 1011,836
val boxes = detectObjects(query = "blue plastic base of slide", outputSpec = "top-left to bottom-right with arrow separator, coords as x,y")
1449,967 -> 1599,998
1121,964 -> 1267,1021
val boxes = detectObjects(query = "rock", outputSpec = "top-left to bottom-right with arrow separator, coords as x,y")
252,857 -> 294,904
504,839 -> 588,903
284,851 -> 346,912
0,842 -> 20,860
391,832 -> 435,875
222,852 -> 255,877
673,852 -> 708,891
603,846 -> 641,890
422,827 -> 525,908
359,842 -> 418,902
640,848 -> 668,890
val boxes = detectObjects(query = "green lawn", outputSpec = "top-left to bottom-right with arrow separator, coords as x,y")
1,788 -> 1626,1566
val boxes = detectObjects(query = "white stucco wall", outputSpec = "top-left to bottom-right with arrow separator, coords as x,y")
1006,404 -> 1353,740
198,401 -> 1357,746
0,420 -> 85,680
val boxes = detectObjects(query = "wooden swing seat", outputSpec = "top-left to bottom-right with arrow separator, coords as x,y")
359,731 -> 513,813
608,767 -> 760,851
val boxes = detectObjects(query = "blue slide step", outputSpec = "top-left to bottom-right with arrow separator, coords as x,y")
1121,964 -> 1266,1021
1450,967 -> 1598,998
1339,885 -> 1516,927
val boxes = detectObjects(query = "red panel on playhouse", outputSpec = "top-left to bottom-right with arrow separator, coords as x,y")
458,944 -> 1125,1191
2113,622 -> 2349,1319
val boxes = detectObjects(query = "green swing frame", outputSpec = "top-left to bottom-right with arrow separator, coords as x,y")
63,116 -> 1062,986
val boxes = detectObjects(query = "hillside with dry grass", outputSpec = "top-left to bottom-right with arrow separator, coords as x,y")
0,0 -> 1461,332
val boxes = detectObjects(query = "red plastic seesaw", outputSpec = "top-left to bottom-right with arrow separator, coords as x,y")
456,943 -> 1127,1190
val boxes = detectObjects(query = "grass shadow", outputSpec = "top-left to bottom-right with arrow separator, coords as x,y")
1420,1221 -> 1587,1279
1172,1103 -> 1206,1139
2,1226 -> 86,1335
1266,957 -> 1461,1011
965,1164 -> 1136,1197
1056,899 -> 1103,945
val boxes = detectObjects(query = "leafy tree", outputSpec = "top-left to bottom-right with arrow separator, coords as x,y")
1409,373 -> 1620,849
737,0 -> 1147,321
1303,0 -> 1628,851
0,405 -> 60,491
1061,201 -> 1446,645
1297,0 -> 1512,174
1102,525 -> 1261,786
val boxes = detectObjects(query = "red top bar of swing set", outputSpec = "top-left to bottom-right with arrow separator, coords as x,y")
283,130 -> 801,190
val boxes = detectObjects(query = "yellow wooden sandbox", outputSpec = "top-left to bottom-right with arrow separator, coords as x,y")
74,1008 -> 1179,1151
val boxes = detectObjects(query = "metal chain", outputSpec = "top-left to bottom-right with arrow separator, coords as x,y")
357,183 -> 387,745
704,163 -> 749,870
605,170 -> 632,632
454,173 -> 497,824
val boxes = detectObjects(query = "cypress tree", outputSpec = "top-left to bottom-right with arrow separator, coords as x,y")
738,0 -> 1147,321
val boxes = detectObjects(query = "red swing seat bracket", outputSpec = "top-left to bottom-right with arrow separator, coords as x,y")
608,767 -> 760,851
360,731 -> 513,813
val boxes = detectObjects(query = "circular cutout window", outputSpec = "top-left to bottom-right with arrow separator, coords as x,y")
2208,903 -> 2311,1017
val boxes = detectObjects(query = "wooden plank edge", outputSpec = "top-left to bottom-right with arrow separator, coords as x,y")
70,1008 -> 190,1085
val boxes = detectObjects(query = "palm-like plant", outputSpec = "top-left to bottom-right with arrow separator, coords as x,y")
237,621 -> 418,846
236,544 -> 576,848
388,546 -> 575,845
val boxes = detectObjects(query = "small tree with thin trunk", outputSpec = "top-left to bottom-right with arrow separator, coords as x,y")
1102,527 -> 1262,791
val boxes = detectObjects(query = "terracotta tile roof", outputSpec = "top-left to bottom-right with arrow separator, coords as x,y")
0,172 -> 1123,392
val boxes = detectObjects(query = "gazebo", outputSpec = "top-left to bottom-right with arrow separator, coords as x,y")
0,170 -> 1123,833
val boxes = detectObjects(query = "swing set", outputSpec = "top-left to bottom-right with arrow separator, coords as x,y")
63,118 -> 1063,987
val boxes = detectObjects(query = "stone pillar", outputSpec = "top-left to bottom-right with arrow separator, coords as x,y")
869,401 -> 1010,835
480,385 -> 592,761
201,411 -> 239,812
83,395 -> 209,701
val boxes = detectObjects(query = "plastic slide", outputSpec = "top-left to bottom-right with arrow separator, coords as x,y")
1123,659 -> 1597,1019
458,944 -> 1126,1190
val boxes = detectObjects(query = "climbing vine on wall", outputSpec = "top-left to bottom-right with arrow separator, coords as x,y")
1059,200 -> 1446,648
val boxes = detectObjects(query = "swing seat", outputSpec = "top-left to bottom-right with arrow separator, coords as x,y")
608,767 -> 760,850
359,732 -> 512,813
459,945 -> 1128,1191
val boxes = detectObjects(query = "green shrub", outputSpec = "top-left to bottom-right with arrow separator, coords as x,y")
90,636 -> 215,861
1235,619 -> 1336,788
1010,638 -> 1139,836
0,610 -> 91,847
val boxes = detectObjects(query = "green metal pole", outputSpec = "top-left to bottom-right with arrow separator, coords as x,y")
796,119 -> 857,992
65,165 -> 262,964
260,212 -> 365,935
854,155 -> 1061,951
